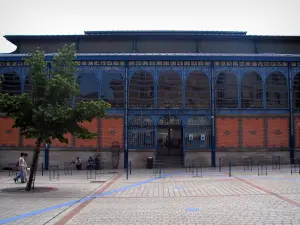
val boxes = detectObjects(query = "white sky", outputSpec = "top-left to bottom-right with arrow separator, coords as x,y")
0,0 -> 299,53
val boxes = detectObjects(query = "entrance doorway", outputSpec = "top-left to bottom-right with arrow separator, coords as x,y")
157,116 -> 182,157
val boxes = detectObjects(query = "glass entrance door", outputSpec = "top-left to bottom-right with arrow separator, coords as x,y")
157,125 -> 182,156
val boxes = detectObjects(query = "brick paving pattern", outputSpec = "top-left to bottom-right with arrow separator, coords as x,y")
0,166 -> 299,225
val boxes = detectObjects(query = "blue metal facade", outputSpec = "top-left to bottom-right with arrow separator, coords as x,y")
1,55 -> 300,167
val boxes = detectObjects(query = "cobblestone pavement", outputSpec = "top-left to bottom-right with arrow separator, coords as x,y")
0,166 -> 300,225
0,170 -> 117,225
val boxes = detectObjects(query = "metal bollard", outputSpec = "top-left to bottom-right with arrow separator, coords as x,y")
219,158 -> 222,172
229,162 -> 232,177
130,161 -> 132,175
42,163 -> 44,176
126,163 -> 129,180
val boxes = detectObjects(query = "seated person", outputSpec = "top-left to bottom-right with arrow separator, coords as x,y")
87,156 -> 94,170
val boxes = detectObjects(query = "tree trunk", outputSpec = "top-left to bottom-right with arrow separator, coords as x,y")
26,140 -> 42,191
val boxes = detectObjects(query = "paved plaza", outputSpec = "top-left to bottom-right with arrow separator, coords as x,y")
0,166 -> 299,225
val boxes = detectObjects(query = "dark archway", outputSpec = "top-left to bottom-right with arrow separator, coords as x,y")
129,70 -> 154,108
215,71 -> 238,108
157,115 -> 182,156
75,72 -> 99,104
266,72 -> 288,108
241,71 -> 263,108
185,71 -> 210,108
1,72 -> 21,95
101,70 -> 124,108
293,73 -> 300,108
158,71 -> 182,108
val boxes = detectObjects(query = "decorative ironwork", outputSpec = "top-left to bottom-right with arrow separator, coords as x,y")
76,61 -> 125,66
108,129 -> 116,135
293,73 -> 300,108
241,71 -> 263,108
128,116 -> 154,149
76,72 -> 99,104
215,61 -> 288,67
185,71 -> 210,108
275,129 -> 282,135
24,75 -> 32,94
158,71 -> 182,108
215,71 -> 238,108
249,130 -> 257,135
129,70 -> 154,108
224,130 -> 231,135
266,72 -> 288,108
158,115 -> 181,126
185,116 -> 211,149
101,70 -> 124,108
128,61 -> 210,66
0,72 -> 21,95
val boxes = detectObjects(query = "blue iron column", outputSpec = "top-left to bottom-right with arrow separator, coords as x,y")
182,69 -> 186,159
44,143 -> 49,170
124,61 -> 129,169
288,64 -> 295,163
211,62 -> 216,167
154,70 -> 158,153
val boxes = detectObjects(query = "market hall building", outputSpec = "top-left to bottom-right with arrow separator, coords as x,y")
0,30 -> 300,169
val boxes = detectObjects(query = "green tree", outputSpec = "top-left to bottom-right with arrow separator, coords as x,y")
0,44 -> 110,191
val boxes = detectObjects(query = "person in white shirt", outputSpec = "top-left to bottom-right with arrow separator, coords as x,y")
14,153 -> 26,183
75,157 -> 82,170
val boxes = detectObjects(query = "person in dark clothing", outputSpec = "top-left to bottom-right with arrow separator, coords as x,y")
87,156 -> 94,170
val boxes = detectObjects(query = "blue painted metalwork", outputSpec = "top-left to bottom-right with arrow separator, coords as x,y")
3,53 -> 300,62
44,144 -> 49,170
128,116 -> 154,149
211,62 -> 216,167
0,55 -> 296,168
124,62 -> 129,169
288,64 -> 295,163
185,116 -> 211,150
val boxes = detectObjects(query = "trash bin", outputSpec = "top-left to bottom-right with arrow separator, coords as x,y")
147,157 -> 153,169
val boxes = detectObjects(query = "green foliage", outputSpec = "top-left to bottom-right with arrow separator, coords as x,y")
0,44 -> 110,145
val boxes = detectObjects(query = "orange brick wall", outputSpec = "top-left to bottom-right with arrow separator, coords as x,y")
75,118 -> 98,147
242,118 -> 264,148
0,117 -> 19,146
23,137 -> 37,147
267,118 -> 289,148
101,117 -> 124,148
216,117 -> 239,148
295,117 -> 300,148
51,133 -> 72,147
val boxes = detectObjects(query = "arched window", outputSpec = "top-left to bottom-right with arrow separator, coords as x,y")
293,73 -> 300,108
101,70 -> 124,108
129,70 -> 154,108
215,71 -> 238,108
185,71 -> 210,108
1,72 -> 21,95
158,71 -> 182,108
128,116 -> 154,149
185,116 -> 211,149
76,72 -> 99,104
241,71 -> 263,108
266,72 -> 288,108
